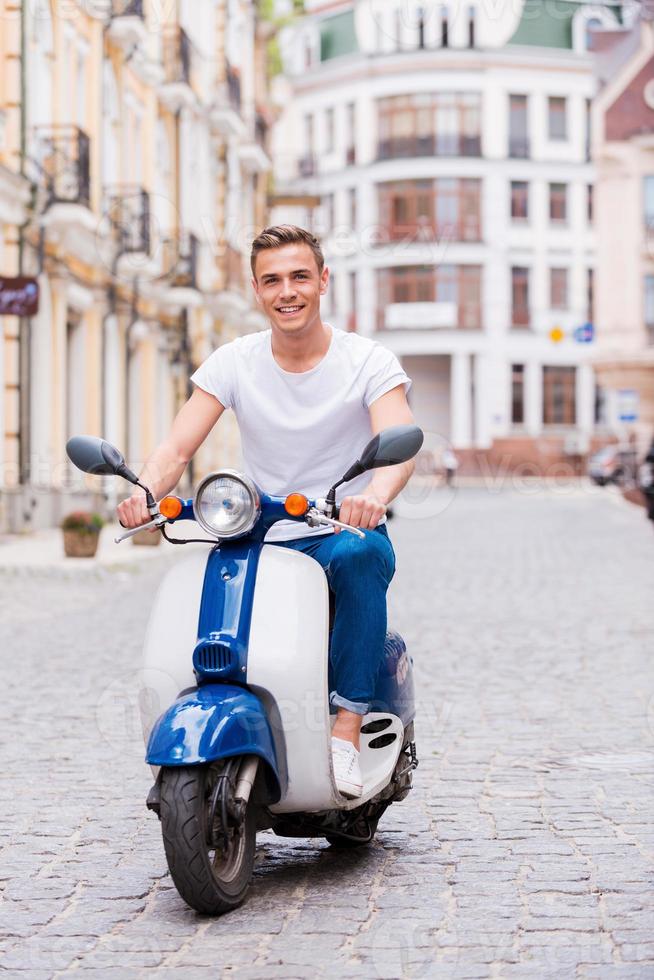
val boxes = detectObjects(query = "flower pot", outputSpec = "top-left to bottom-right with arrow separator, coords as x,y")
132,527 -> 161,547
63,529 -> 101,558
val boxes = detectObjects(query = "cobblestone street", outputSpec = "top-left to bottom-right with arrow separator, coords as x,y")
1,483 -> 654,979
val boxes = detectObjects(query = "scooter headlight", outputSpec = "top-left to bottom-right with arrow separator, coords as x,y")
193,470 -> 260,539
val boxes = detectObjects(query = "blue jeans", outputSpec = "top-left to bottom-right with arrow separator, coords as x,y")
274,525 -> 396,715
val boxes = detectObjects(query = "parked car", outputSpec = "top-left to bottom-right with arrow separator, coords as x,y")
588,445 -> 638,486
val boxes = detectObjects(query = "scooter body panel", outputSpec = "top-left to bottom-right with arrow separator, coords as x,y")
246,544 -> 341,813
145,684 -> 282,802
139,550 -> 207,745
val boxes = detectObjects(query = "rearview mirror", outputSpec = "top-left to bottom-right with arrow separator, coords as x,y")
66,436 -> 138,484
340,424 -> 424,484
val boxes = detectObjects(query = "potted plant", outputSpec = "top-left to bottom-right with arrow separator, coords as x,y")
132,526 -> 161,547
61,511 -> 105,558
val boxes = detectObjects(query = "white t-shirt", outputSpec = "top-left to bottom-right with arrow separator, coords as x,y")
190,326 -> 411,541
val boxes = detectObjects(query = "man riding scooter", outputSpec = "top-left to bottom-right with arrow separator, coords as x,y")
118,224 -> 415,799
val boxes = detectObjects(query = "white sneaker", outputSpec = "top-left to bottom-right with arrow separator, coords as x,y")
331,737 -> 363,799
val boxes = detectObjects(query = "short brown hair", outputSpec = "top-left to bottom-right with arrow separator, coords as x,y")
250,224 -> 324,277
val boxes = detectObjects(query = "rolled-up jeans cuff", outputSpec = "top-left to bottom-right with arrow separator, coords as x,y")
330,691 -> 369,715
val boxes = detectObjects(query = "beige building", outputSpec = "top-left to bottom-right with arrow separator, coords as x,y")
0,0 -> 272,533
592,14 -> 654,454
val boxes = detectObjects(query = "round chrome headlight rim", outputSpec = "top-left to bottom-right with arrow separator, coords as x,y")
193,469 -> 261,540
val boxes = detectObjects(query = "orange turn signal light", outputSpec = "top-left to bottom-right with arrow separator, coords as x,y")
284,492 -> 309,517
159,496 -> 183,520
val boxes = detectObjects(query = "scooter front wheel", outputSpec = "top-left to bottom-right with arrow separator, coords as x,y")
159,759 -> 256,915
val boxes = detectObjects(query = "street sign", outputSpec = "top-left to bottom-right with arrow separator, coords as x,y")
0,277 -> 39,316
573,322 -> 594,343
617,388 -> 639,422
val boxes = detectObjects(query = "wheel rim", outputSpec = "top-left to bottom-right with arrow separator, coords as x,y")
203,762 -> 248,885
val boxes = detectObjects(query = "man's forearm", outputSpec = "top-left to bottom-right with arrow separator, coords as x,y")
367,460 -> 415,506
137,442 -> 189,500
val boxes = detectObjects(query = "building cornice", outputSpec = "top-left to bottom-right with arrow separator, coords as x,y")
287,47 -> 592,96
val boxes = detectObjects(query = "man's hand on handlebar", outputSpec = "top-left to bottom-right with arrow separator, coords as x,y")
117,490 -> 156,531
337,492 -> 386,533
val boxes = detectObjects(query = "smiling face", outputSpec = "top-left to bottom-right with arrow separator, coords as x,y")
251,243 -> 329,338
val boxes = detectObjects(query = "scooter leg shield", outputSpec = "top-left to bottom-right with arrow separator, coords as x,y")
145,684 -> 282,803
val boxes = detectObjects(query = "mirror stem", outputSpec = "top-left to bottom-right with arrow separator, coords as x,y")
135,479 -> 156,510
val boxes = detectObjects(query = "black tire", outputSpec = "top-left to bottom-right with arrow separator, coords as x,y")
159,762 -> 256,915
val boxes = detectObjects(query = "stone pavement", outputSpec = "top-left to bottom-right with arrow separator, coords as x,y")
1,482 -> 654,979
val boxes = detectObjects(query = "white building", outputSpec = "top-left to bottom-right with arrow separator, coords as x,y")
271,0 -> 623,472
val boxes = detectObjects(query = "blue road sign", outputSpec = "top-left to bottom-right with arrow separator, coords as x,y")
573,322 -> 594,343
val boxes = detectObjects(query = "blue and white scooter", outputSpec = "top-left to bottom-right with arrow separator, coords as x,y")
66,424 -> 423,916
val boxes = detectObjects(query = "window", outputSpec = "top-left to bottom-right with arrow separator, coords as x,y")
510,180 -> 529,220
509,94 -> 529,158
322,192 -> 334,233
644,176 -> 654,232
349,187 -> 357,230
645,275 -> 654,338
511,267 -> 530,326
348,270 -> 357,332
468,6 -> 476,47
325,107 -> 334,154
543,366 -> 576,425
377,264 -> 481,328
587,268 -> 594,323
549,183 -> 567,223
377,93 -> 481,160
378,178 -> 481,241
511,364 -> 525,425
548,97 -> 567,140
346,103 -> 355,163
587,184 -> 593,224
304,113 -> 314,155
550,268 -> 568,309
441,5 -> 449,47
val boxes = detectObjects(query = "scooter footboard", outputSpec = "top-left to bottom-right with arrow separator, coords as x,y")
145,684 -> 282,803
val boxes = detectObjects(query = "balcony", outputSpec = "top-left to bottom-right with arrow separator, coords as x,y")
376,134 -> 481,160
383,219 -> 481,245
210,65 -> 245,139
105,185 -> 150,254
34,125 -> 90,208
298,154 -> 316,177
163,231 -> 200,290
378,301 -> 481,331
159,26 -> 196,112
107,0 -> 147,50
508,137 -> 530,159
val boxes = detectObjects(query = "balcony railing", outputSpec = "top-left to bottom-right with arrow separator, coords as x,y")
508,137 -> 530,159
34,125 -> 90,208
376,134 -> 481,160
104,185 -> 150,253
227,65 -> 241,112
162,26 -> 192,86
298,154 -> 316,177
112,0 -> 144,16
163,231 -> 199,289
384,219 -> 481,244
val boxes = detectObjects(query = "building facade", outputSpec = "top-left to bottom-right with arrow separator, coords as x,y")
592,14 -> 654,454
0,0 -> 271,533
272,0 -> 622,472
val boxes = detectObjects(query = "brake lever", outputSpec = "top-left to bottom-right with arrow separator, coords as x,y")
114,514 -> 166,544
306,509 -> 365,539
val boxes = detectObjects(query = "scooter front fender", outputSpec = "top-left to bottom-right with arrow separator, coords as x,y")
145,685 -> 282,803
